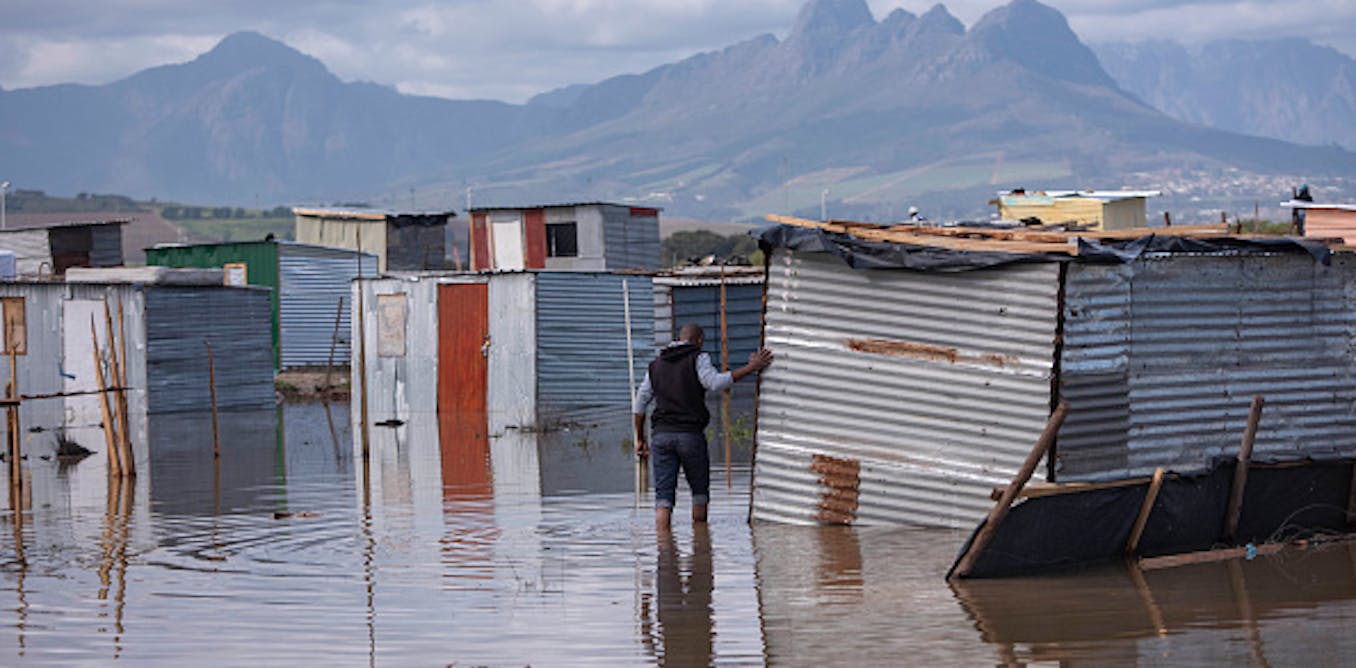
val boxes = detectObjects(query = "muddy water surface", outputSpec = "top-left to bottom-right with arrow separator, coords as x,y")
0,403 -> 1353,666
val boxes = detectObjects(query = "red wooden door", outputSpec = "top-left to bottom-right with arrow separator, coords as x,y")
438,283 -> 490,490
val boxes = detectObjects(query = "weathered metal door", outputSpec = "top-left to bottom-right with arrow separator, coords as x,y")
437,283 -> 490,488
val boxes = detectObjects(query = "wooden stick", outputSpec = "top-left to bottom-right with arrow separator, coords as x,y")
1225,396 -> 1265,542
103,299 -> 130,476
115,296 -> 133,477
1163,211 -> 1172,227
322,297 -> 344,396
205,339 -> 220,460
720,264 -> 731,492
91,316 -> 121,477
950,401 -> 1070,579
1125,467 -> 1165,555
356,234 -> 371,460
7,347 -> 18,498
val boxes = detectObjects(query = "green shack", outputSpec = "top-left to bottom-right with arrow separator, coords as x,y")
146,240 -> 378,369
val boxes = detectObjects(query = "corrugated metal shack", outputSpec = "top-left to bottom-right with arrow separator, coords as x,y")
353,271 -> 652,436
0,220 -> 125,275
0,268 -> 275,473
467,203 -> 660,272
995,190 -> 1159,231
146,240 -> 378,369
293,207 -> 453,273
653,266 -> 765,367
752,216 -> 1356,529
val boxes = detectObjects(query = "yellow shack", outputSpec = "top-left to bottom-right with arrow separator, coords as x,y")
995,189 -> 1159,231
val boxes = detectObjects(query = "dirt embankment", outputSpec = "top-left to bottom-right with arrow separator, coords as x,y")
275,367 -> 350,402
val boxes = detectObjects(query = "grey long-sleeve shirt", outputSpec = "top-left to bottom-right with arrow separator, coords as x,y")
631,343 -> 733,415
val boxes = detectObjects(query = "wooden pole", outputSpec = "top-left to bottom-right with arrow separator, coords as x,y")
115,296 -> 133,477
720,264 -> 732,491
7,346 -> 19,503
950,401 -> 1070,579
356,233 -> 371,461
103,299 -> 131,477
91,316 -> 121,477
322,296 -> 344,398
1225,395 -> 1265,542
622,278 -> 643,506
1125,467 -> 1165,555
205,339 -> 220,460
1163,211 -> 1172,228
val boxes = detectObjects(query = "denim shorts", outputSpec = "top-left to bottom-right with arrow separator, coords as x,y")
651,431 -> 710,509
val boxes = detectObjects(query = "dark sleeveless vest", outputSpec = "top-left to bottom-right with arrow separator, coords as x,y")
649,343 -> 709,434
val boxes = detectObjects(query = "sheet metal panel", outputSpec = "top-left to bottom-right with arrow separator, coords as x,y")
0,282 -> 149,471
752,249 -> 1061,529
487,274 -> 537,432
145,286 -> 274,413
278,243 -> 378,369
670,283 -> 764,366
535,273 -> 652,419
386,223 -> 446,271
601,205 -> 660,270
355,277 -> 443,425
1058,252 -> 1356,480
0,230 -> 54,275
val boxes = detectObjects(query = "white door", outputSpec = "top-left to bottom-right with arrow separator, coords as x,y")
491,220 -> 525,270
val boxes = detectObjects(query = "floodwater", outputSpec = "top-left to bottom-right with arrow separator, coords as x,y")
0,403 -> 1354,666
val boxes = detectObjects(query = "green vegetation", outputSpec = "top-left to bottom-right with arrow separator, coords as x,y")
661,230 -> 760,267
4,189 -> 145,214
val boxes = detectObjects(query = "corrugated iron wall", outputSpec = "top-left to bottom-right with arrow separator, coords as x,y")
386,223 -> 446,271
0,230 -> 54,275
670,283 -> 764,366
752,249 -> 1061,528
535,273 -> 652,419
1057,251 -> 1356,480
145,286 -> 275,413
278,243 -> 377,369
146,242 -> 282,367
602,206 -> 660,270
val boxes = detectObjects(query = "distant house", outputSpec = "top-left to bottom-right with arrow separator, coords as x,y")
467,203 -> 660,271
1282,200 -> 1356,243
292,207 -> 453,272
146,240 -> 378,370
995,190 -> 1160,231
0,220 -> 125,275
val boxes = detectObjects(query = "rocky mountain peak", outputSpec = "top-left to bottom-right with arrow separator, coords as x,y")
787,0 -> 876,42
914,4 -> 965,36
967,0 -> 1113,86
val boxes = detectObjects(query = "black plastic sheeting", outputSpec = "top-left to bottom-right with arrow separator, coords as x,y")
950,459 -> 1355,579
754,224 -> 1332,273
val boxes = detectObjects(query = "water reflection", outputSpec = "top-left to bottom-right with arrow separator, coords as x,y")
0,401 -> 1354,664
642,526 -> 715,666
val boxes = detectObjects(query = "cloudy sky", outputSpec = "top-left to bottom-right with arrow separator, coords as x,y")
2,0 -> 1354,103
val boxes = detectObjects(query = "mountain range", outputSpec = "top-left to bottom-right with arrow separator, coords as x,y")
2,0 -> 1354,221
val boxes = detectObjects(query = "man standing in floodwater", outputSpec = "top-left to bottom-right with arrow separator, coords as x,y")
633,323 -> 774,531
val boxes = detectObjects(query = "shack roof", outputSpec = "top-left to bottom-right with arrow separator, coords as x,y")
998,189 -> 1161,202
466,202 -> 663,213
145,239 -> 377,257
759,214 -> 1333,272
291,207 -> 456,221
1281,200 -> 1356,211
0,219 -> 129,232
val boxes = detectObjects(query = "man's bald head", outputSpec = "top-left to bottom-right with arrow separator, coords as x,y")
679,323 -> 705,345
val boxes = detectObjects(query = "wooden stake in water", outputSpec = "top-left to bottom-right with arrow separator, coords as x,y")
1224,395 -> 1265,543
356,234 -> 371,462
323,297 -> 344,397
720,264 -> 732,491
115,296 -> 133,477
91,316 -> 122,477
205,339 -> 220,460
622,278 -> 643,506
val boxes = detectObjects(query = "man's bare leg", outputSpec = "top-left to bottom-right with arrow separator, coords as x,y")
656,506 -> 673,532
692,504 -> 708,523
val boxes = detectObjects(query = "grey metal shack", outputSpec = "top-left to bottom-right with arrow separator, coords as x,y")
146,240 -> 378,369
751,220 -> 1356,529
294,207 -> 453,272
0,269 -> 274,472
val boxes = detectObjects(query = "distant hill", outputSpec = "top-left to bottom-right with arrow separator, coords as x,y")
1095,38 -> 1356,152
2,0 -> 1355,222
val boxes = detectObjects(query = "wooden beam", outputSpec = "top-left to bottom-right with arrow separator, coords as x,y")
1125,467 -> 1166,555
1224,396 -> 1265,542
950,401 -> 1070,579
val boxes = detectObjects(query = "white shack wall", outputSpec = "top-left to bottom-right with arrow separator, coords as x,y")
752,250 -> 1061,529
487,274 -> 537,433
